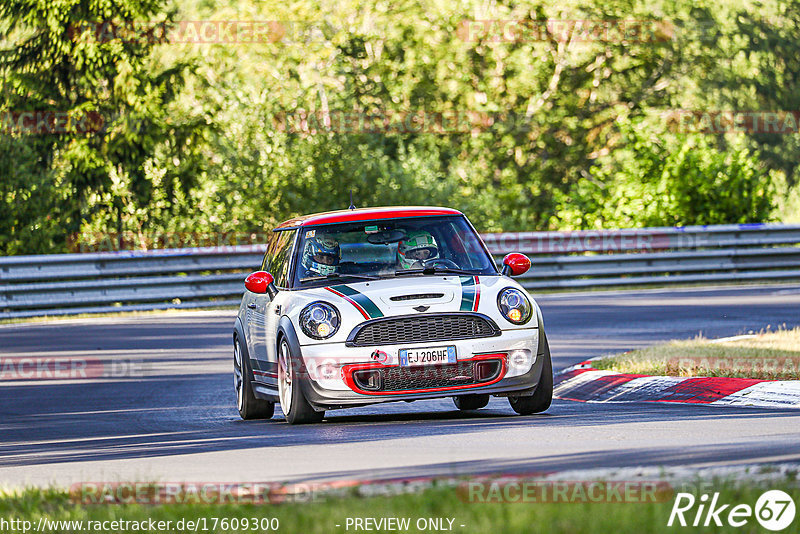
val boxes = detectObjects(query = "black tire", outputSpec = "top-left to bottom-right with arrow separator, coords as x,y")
278,338 -> 324,424
508,333 -> 553,415
234,335 -> 275,420
453,394 -> 490,411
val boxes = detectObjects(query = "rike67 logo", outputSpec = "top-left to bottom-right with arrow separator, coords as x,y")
668,490 -> 796,531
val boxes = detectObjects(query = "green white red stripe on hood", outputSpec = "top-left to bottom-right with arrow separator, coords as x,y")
325,284 -> 384,319
325,276 -> 481,319
459,276 -> 480,312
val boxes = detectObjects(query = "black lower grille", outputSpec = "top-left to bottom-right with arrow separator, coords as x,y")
352,360 -> 502,392
347,313 -> 499,347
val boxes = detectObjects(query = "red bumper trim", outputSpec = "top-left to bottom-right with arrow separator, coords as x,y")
342,353 -> 507,396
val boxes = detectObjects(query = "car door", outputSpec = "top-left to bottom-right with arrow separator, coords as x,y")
246,232 -> 278,372
263,229 -> 297,367
246,229 -> 296,381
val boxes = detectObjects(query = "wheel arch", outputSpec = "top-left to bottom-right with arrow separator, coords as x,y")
233,317 -> 255,382
277,315 -> 303,360
276,315 -> 318,399
233,316 -> 246,344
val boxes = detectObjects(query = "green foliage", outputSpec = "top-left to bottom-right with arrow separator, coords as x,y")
0,135 -> 65,254
0,0 -> 207,253
555,119 -> 774,228
1,0 -> 799,254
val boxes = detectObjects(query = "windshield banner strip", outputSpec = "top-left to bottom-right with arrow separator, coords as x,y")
460,275 -> 480,312
326,284 -> 384,319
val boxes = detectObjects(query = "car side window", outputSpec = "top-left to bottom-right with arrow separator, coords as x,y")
260,235 -> 275,271
262,230 -> 296,288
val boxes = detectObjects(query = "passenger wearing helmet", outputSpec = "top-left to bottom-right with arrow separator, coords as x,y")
301,234 -> 341,277
397,230 -> 439,270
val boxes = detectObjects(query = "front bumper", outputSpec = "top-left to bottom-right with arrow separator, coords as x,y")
296,327 -> 543,410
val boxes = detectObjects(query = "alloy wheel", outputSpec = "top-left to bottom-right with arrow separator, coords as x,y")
278,341 -> 293,415
234,340 -> 244,412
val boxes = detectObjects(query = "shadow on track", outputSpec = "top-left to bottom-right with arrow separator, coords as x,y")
276,441 -> 800,483
1,373 -> 799,468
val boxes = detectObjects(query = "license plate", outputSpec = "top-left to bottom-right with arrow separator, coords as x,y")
399,346 -> 457,367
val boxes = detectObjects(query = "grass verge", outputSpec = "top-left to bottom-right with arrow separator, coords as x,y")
593,327 -> 800,380
1,480 -> 799,534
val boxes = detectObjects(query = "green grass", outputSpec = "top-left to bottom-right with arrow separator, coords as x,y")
593,327 -> 800,380
1,481 -> 799,533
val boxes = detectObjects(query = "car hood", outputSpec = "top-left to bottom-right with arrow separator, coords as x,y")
287,275 -> 537,345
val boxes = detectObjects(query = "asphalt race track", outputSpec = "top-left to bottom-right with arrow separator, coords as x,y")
2,284 -> 800,487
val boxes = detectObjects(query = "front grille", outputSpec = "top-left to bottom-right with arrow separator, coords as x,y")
347,313 -> 499,347
352,360 -> 502,392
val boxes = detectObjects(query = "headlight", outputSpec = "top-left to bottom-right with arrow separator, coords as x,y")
497,288 -> 532,325
299,302 -> 341,339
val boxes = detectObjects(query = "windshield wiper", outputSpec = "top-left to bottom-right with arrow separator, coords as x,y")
394,267 -> 477,277
300,273 -> 381,283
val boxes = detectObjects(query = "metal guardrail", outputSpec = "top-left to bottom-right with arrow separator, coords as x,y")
2,223 -> 800,319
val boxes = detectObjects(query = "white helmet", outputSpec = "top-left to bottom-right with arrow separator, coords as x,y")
397,230 -> 438,269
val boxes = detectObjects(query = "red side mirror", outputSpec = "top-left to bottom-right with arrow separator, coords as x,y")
245,271 -> 277,296
502,253 -> 531,277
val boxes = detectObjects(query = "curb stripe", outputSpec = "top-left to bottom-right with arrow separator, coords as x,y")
556,373 -> 647,402
554,367 -> 800,408
712,381 -> 800,407
658,376 -> 763,404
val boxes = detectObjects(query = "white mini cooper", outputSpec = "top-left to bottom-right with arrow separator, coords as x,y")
233,206 -> 552,424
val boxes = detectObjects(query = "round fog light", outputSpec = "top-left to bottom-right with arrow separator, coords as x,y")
506,349 -> 534,378
510,350 -> 529,368
318,363 -> 338,380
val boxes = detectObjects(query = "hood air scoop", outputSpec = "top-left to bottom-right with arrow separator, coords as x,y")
390,293 -> 444,301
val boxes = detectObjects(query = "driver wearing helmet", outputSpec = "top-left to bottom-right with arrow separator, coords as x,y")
301,234 -> 341,277
397,230 -> 439,270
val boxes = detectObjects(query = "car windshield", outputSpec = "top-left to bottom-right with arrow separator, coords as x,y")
292,215 -> 497,288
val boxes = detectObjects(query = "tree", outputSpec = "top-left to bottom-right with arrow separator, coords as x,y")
0,0 -> 204,253
555,119 -> 774,228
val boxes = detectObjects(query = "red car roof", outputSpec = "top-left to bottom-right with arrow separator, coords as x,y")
275,206 -> 463,229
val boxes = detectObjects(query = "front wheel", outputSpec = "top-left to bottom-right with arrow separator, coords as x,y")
453,394 -> 490,411
508,334 -> 553,415
234,336 -> 275,420
278,339 -> 324,424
